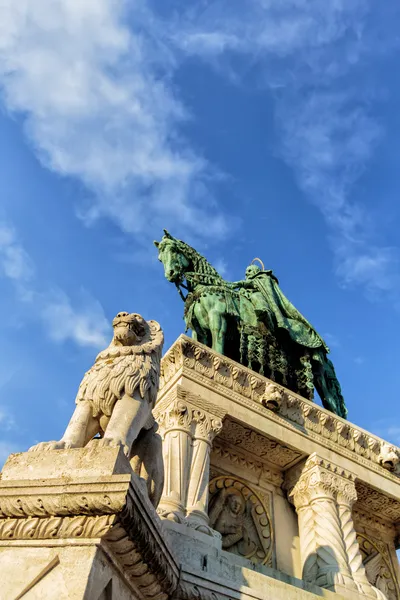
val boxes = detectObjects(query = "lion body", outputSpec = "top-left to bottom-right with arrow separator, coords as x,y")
76,346 -> 160,419
30,313 -> 165,508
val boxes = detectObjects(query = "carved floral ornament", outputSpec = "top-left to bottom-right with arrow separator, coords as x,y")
357,534 -> 400,600
159,336 -> 400,480
208,476 -> 273,565
154,388 -> 225,441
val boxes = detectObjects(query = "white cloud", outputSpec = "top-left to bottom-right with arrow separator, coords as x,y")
43,290 -> 110,348
0,220 -> 109,349
0,223 -> 34,283
169,0 -> 398,297
0,0 -> 228,239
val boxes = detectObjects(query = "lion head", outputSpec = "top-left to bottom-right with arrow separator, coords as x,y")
76,312 -> 164,418
112,312 -> 147,346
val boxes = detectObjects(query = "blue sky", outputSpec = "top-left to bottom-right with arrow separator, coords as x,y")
0,0 -> 400,464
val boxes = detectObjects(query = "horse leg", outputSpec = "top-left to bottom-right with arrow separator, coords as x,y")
209,309 -> 227,355
193,302 -> 211,346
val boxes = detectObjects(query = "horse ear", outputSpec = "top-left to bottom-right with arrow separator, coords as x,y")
163,228 -> 172,239
153,241 -> 159,248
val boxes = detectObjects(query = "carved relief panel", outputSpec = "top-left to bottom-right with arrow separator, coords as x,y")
208,476 -> 273,566
357,534 -> 400,600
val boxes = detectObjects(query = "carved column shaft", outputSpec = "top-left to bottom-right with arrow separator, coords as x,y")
155,391 -> 224,531
286,454 -> 361,594
337,493 -> 387,599
156,400 -> 193,522
186,414 -> 222,528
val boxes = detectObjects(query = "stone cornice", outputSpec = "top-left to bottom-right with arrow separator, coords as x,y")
159,336 -> 400,485
0,472 -> 179,600
0,475 -> 131,518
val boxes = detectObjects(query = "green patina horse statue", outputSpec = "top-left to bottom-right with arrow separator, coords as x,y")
154,229 -> 246,356
154,230 -> 347,419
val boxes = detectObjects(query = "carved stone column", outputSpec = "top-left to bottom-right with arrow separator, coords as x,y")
186,411 -> 223,529
285,453 -> 385,598
156,399 -> 194,522
155,387 -> 225,532
337,491 -> 387,599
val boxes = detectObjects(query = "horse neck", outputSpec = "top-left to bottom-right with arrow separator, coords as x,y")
188,249 -> 223,284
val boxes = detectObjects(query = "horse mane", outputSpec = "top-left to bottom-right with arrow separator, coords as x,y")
159,234 -> 223,282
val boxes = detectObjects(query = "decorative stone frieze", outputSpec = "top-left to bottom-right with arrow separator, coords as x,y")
0,448 -> 179,600
160,336 -> 400,483
211,443 -> 284,488
285,454 -> 386,599
217,418 -> 302,469
154,387 -> 225,532
356,482 -> 400,523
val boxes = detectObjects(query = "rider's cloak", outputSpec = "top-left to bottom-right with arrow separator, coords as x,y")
248,270 -> 329,353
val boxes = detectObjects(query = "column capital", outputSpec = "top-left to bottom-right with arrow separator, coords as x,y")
155,386 -> 226,441
285,453 -> 357,508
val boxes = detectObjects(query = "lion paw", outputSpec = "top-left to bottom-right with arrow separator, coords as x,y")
89,437 -> 129,455
29,440 -> 73,452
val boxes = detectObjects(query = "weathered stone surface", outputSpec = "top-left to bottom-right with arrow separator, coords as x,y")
0,448 -> 179,600
2,335 -> 400,600
2,446 -> 130,481
29,311 -> 165,508
155,337 -> 400,599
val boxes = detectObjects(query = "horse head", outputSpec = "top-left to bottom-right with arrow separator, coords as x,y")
154,230 -> 190,283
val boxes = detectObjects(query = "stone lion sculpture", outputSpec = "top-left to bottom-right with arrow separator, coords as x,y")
30,311 -> 165,506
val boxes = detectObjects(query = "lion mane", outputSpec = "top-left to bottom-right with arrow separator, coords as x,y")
76,319 -> 163,419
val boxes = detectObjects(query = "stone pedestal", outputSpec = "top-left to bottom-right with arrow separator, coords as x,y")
2,336 -> 400,600
0,447 -> 178,600
156,335 -> 400,600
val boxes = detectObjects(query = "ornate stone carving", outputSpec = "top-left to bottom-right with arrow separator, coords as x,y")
357,534 -> 400,600
155,387 -> 225,531
356,482 -> 400,522
379,444 -> 400,472
211,444 -> 283,488
30,312 -> 165,507
0,467 -> 179,600
286,454 -> 385,598
160,337 -> 400,482
208,477 -> 273,565
0,514 -> 116,540
262,382 -> 284,411
176,581 -> 224,600
353,508 -> 396,540
218,418 -> 301,469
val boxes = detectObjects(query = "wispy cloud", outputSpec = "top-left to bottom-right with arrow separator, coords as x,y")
169,0 -> 399,298
0,0 -> 228,240
43,290 -> 109,348
0,223 -> 34,284
0,220 -> 109,349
